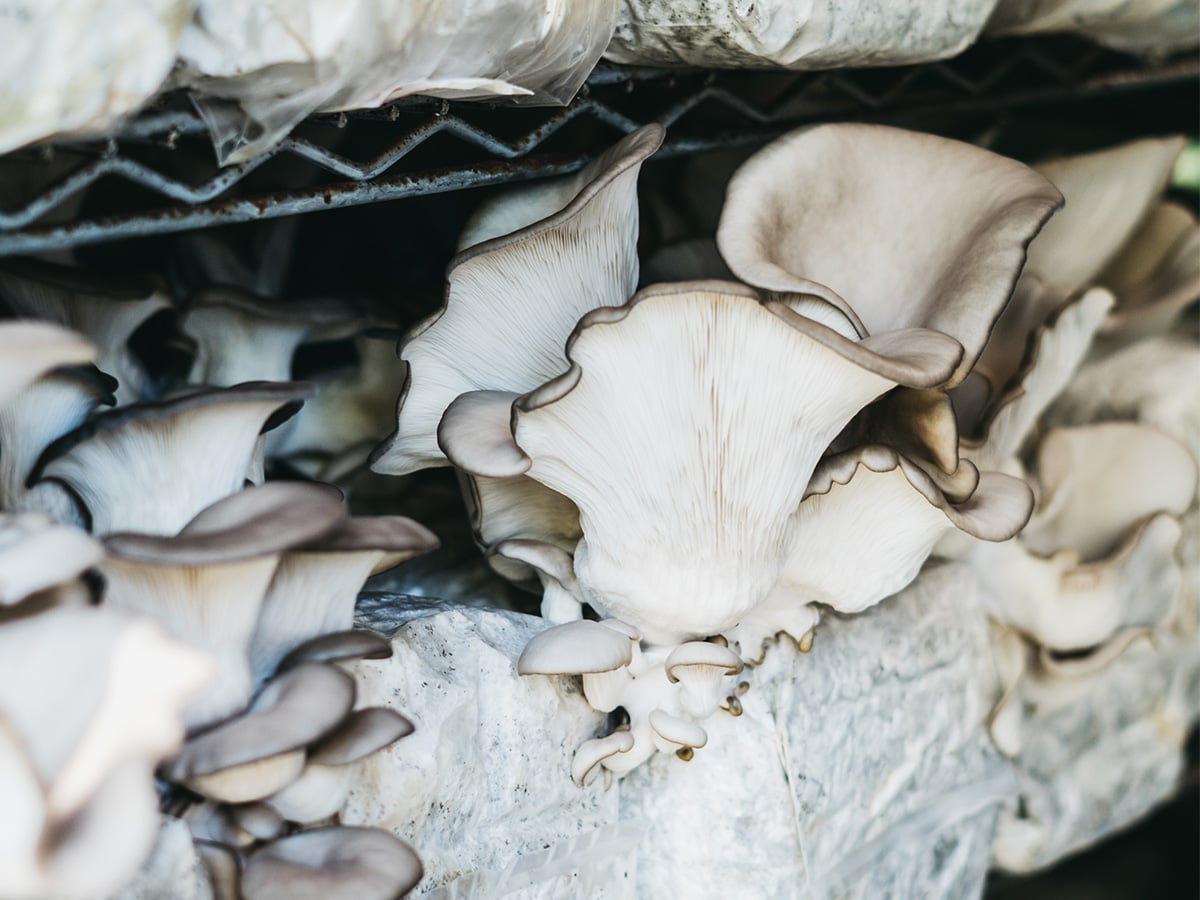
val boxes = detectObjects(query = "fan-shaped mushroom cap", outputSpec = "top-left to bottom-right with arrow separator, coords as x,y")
0,512 -> 102,606
249,515 -> 437,681
241,826 -> 423,900
103,482 -> 347,728
517,619 -> 636,676
275,630 -> 393,674
162,663 -> 356,804
648,710 -> 708,755
34,382 -> 314,535
370,125 -> 663,477
0,260 -> 168,403
500,283 -> 964,644
183,288 -> 365,386
0,321 -> 95,406
963,287 -> 1115,472
0,365 -> 115,520
664,642 -> 745,719
717,123 -> 1063,385
572,731 -> 635,787
1026,136 -> 1186,295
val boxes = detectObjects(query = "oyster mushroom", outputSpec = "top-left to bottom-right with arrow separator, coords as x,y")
648,710 -> 708,759
276,630 -> 394,674
264,707 -> 414,823
716,123 -> 1063,386
371,124 -> 664,477
0,365 -> 115,522
0,606 -> 212,900
162,663 -> 356,804
102,482 -> 347,729
572,730 -> 635,787
664,642 -> 745,720
182,288 -> 365,386
0,259 -> 172,402
33,381 -> 314,534
249,514 -> 438,682
241,826 -> 422,900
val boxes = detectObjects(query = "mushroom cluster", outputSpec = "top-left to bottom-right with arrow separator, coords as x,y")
0,242 -> 438,897
372,122 -> 1077,779
939,136 -> 1200,756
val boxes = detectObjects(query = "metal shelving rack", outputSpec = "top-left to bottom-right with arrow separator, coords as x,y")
0,35 -> 1195,258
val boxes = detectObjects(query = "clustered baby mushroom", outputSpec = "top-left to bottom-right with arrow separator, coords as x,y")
380,122 -> 1066,779
0,248 -> 436,895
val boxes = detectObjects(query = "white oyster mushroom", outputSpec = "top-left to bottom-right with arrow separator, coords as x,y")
34,381 -> 314,535
249,515 -> 438,683
371,124 -> 664,477
264,707 -> 413,823
102,482 -> 347,729
0,320 -> 96,406
665,642 -> 745,720
572,730 -> 635,788
0,512 -> 103,607
717,123 -> 1064,387
0,260 -> 172,403
183,288 -> 365,386
0,606 -> 212,900
275,629 -> 394,674
0,365 -> 115,521
162,663 -> 356,805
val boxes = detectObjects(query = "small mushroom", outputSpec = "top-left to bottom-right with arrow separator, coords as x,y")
103,482 -> 347,728
648,710 -> 708,758
276,630 -> 393,674
516,619 -> 636,676
265,707 -> 413,823
572,731 -> 635,787
241,826 -> 422,900
33,381 -> 314,534
664,642 -> 745,719
162,663 -> 356,804
249,515 -> 438,681
229,803 -> 287,841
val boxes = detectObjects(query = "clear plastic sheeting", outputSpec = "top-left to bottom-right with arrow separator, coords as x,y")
603,0 -> 1002,69
177,0 -> 619,164
0,0 -> 193,155
987,0 -> 1200,56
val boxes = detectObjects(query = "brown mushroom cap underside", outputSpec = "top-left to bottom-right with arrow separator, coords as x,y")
242,826 -> 423,900
160,664 -> 356,781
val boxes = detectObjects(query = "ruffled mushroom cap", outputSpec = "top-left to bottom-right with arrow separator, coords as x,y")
0,512 -> 102,607
0,259 -> 171,403
0,320 -> 95,406
33,381 -> 314,535
962,288 -> 1115,473
276,630 -> 393,674
0,365 -> 115,521
456,283 -> 966,644
162,663 -> 356,804
102,482 -> 347,729
0,607 -> 212,900
183,288 -> 365,387
1024,136 -> 1187,296
249,515 -> 438,681
265,707 -> 413,823
370,125 -> 664,477
717,123 -> 1063,385
242,826 -> 423,900
977,423 -> 1196,651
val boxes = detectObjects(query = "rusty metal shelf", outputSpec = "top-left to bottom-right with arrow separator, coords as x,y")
0,35 -> 1194,257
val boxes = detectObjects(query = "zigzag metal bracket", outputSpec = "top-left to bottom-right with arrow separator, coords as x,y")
0,36 -> 1194,257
